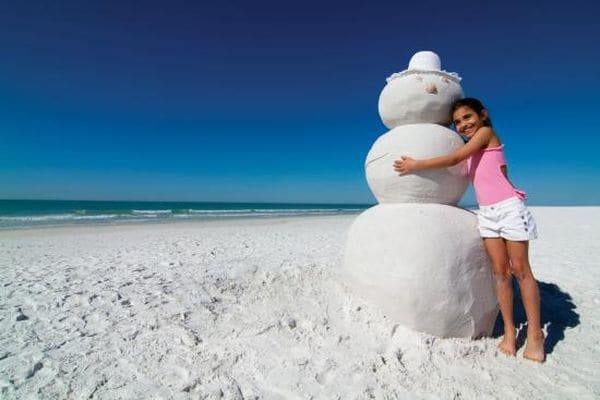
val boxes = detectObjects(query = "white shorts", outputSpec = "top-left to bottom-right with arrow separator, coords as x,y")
477,197 -> 538,241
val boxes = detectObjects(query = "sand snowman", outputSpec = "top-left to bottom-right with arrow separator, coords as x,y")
344,51 -> 498,338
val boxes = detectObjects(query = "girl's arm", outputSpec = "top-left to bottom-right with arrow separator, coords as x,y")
393,127 -> 493,174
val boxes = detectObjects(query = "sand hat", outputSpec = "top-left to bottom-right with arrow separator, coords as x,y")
386,50 -> 461,83
408,51 -> 442,71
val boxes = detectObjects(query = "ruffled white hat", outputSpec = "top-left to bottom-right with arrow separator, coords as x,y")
386,50 -> 461,83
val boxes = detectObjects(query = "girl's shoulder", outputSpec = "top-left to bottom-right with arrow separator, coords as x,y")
479,127 -> 502,148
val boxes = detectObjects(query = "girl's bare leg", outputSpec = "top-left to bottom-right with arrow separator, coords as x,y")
506,240 -> 545,362
484,238 -> 517,356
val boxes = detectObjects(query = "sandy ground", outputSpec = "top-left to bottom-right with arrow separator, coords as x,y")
1,208 -> 599,399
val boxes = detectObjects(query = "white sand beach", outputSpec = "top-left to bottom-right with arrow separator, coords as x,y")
1,208 -> 599,399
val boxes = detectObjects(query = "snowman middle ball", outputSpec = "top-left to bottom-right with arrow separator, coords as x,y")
366,124 -> 468,205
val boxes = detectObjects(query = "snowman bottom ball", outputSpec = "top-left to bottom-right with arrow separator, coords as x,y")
343,203 -> 498,338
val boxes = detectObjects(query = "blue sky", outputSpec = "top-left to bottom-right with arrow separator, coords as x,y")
1,0 -> 599,205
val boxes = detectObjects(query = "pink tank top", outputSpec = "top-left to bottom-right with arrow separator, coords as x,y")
468,145 -> 525,206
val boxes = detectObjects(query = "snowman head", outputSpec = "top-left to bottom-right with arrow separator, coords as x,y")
378,51 -> 464,128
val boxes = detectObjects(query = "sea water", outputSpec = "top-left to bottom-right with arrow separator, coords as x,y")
0,200 -> 371,229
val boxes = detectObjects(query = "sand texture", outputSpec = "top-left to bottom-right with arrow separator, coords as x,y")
1,208 -> 598,399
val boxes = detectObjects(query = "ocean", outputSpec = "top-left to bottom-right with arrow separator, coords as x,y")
0,200 -> 371,229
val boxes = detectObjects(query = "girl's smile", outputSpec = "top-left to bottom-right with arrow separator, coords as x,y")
452,106 -> 488,138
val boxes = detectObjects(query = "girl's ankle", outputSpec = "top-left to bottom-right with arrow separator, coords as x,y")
504,326 -> 517,336
527,328 -> 544,338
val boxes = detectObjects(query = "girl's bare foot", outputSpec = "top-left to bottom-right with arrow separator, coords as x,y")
497,330 -> 517,356
523,330 -> 545,362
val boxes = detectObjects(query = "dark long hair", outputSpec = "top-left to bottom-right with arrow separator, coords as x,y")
451,97 -> 492,127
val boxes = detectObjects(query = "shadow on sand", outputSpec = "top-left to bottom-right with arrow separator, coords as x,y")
492,280 -> 580,355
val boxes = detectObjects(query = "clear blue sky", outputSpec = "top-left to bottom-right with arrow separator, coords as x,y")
1,0 -> 599,205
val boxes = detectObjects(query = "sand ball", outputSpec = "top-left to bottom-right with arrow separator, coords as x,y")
378,71 -> 463,128
343,203 -> 498,338
365,124 -> 468,205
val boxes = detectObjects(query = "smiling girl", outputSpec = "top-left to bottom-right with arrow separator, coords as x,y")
393,98 -> 545,362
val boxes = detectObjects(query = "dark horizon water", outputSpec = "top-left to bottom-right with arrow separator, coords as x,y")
0,199 -> 373,229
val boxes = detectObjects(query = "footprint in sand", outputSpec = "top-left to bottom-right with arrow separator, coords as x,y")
315,360 -> 336,385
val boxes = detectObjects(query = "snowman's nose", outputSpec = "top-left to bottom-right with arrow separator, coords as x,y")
425,83 -> 438,94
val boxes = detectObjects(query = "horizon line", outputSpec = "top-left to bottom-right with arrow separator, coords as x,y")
1,198 -> 599,207
0,198 -> 376,206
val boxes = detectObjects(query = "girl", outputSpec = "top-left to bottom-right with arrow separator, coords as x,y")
393,98 -> 545,362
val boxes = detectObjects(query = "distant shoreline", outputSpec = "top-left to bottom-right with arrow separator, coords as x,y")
0,199 -> 371,230
0,212 -> 362,233
1,203 -> 597,231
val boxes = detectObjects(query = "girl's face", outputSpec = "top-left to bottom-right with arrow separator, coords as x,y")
452,106 -> 488,139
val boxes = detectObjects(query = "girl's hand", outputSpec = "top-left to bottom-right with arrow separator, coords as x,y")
393,156 -> 417,174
